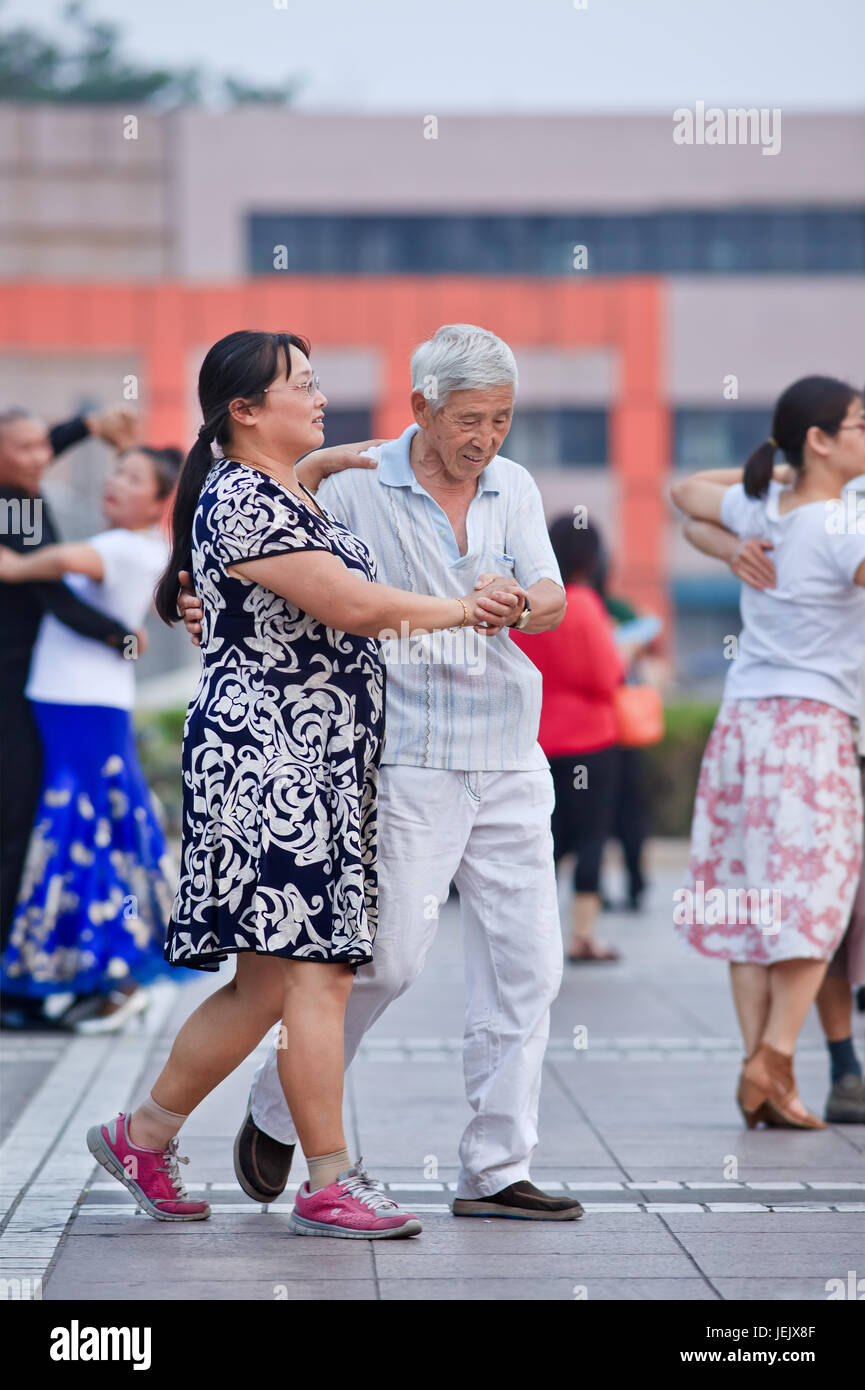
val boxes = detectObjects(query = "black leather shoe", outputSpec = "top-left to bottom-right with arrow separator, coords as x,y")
233,1098 -> 295,1203
452,1180 -> 584,1221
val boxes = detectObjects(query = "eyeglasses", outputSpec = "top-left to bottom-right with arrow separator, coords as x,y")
263,374 -> 322,400
838,420 -> 865,432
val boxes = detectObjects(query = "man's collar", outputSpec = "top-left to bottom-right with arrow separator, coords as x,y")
377,423 -> 501,495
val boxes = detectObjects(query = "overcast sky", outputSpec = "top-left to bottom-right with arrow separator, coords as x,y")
12,0 -> 865,111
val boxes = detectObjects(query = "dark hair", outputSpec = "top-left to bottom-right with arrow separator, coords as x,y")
119,445 -> 182,500
549,514 -> 606,591
743,375 -> 858,499
154,330 -> 310,624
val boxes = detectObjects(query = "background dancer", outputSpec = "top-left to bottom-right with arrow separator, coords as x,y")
0,406 -> 145,1029
0,445 -> 183,1032
672,376 -> 865,1129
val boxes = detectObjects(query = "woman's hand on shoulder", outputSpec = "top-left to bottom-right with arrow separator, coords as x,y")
296,440 -> 385,493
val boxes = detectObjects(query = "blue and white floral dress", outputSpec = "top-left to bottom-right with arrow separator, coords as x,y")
165,458 -> 385,972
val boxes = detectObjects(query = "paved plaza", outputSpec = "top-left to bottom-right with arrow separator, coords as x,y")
2,842 -> 864,1302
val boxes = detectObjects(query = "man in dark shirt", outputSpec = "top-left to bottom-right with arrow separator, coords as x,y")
0,405 -> 142,1026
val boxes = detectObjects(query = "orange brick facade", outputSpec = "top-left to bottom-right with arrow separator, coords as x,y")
0,277 -> 670,623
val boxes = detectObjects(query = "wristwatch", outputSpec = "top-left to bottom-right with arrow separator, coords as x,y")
511,594 -> 532,630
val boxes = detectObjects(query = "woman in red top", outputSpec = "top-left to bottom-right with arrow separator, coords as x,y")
512,518 -> 626,962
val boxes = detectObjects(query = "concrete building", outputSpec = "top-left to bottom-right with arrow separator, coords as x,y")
1,105 -> 863,694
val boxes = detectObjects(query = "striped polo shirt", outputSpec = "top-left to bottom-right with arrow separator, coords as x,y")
316,423 -> 563,771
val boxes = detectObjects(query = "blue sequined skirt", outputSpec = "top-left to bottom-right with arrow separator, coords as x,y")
1,701 -> 178,997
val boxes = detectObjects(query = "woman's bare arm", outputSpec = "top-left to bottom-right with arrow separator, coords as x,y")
227,549 -> 520,638
0,541 -> 105,584
682,519 -> 777,589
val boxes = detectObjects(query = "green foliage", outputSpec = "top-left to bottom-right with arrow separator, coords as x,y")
0,0 -> 296,105
641,701 -> 719,837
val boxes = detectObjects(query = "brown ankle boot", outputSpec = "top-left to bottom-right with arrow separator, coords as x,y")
736,1046 -> 771,1128
761,1045 -> 826,1130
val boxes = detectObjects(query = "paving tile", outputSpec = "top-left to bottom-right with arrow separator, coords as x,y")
713,1278 -> 853,1301
661,1214 -> 865,1233
45,1238 -> 375,1286
678,1252 -> 861,1278
674,1232 -> 865,1258
45,1279 -> 379,1302
369,1221 -> 683,1254
379,1278 -> 717,1300
369,1251 -> 695,1278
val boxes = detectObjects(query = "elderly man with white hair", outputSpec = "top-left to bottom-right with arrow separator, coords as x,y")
181,323 -> 581,1220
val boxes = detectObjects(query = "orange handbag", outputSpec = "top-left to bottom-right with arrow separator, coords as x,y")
613,682 -> 665,748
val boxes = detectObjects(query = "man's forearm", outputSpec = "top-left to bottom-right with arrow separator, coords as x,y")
515,579 -> 566,633
33,581 -> 129,649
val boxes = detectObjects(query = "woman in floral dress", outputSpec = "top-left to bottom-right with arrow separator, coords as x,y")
671,376 -> 865,1130
86,329 -> 518,1239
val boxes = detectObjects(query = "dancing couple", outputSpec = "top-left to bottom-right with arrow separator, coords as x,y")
88,324 -> 583,1237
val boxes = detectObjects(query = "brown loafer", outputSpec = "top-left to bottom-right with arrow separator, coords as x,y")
453,1180 -> 584,1221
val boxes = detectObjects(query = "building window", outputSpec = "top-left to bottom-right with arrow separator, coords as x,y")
251,209 -> 865,276
504,409 -> 608,468
674,408 -> 773,469
321,408 -> 374,447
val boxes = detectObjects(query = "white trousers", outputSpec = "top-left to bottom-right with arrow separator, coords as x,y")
249,765 -> 563,1199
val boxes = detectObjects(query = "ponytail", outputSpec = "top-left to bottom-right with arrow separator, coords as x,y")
154,431 -> 215,625
152,328 -> 313,626
743,438 -> 777,499
743,376 -> 857,500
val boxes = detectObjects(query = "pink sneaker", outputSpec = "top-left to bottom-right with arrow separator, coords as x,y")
290,1159 -> 422,1239
86,1113 -> 210,1222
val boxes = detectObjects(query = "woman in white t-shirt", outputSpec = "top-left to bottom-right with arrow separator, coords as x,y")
0,446 -> 181,1031
671,376 -> 865,1130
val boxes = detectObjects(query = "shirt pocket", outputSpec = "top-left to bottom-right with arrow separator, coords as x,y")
487,548 -> 516,576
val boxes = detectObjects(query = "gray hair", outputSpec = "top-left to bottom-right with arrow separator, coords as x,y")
410,324 -> 518,411
0,408 -> 38,443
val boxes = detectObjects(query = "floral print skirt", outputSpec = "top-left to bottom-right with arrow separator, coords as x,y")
0,702 -> 177,996
676,697 -> 863,965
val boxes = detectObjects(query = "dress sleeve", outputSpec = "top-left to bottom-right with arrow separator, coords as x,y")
212,474 -> 332,568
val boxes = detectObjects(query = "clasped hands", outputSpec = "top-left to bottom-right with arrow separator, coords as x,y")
468,573 -> 526,634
